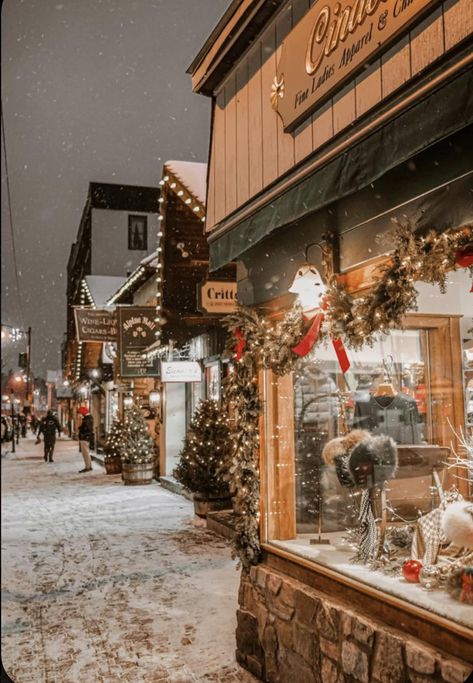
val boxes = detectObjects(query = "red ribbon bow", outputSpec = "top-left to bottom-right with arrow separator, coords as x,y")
291,298 -> 350,373
234,328 -> 246,361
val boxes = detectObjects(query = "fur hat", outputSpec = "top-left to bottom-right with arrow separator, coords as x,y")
442,501 -> 473,549
348,434 -> 398,487
322,429 -> 369,465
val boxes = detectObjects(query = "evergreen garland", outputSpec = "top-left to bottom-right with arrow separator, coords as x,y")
121,405 -> 155,464
223,307 -> 303,568
222,223 -> 472,568
174,399 -> 231,497
325,222 -> 472,348
104,417 -> 126,461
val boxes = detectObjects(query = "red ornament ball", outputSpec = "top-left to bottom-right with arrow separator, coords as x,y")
402,560 -> 423,583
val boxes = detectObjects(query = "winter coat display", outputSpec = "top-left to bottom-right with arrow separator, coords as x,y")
294,365 -> 339,431
352,392 -> 423,444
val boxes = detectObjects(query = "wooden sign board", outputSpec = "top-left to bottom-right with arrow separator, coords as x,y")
197,280 -> 237,314
74,308 -> 117,343
117,306 -> 160,378
273,0 -> 438,131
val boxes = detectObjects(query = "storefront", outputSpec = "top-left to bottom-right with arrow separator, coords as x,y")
109,161 -> 236,479
190,0 -> 473,679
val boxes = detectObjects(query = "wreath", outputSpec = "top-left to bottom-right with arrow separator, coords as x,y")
222,222 -> 472,567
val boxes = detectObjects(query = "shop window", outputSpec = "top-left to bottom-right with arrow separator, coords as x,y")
205,360 -> 221,404
128,215 -> 147,251
263,270 -> 472,627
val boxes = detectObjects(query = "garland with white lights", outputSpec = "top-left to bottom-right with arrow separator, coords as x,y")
223,222 -> 472,567
324,221 -> 473,348
149,165 -> 206,359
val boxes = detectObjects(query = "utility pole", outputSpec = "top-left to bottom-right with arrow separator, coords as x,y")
26,326 -> 32,406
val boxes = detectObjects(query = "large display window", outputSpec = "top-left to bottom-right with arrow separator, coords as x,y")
263,271 -> 472,627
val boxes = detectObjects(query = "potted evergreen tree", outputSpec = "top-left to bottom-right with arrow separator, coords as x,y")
174,399 -> 232,517
103,418 -> 125,474
121,405 -> 155,485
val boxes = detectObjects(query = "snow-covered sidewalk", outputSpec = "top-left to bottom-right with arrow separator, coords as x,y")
1,437 -> 256,682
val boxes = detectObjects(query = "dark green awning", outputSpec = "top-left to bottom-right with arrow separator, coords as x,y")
209,59 -> 473,271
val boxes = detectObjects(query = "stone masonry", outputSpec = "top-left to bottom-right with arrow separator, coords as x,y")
236,564 -> 473,683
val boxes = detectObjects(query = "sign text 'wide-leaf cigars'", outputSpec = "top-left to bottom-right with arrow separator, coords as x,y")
273,0 -> 436,131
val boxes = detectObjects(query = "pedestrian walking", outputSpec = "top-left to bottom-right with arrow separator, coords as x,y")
30,414 -> 39,434
36,410 -> 62,462
19,413 -> 27,438
78,407 -> 94,473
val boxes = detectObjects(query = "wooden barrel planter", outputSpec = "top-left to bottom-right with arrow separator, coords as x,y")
104,456 -> 122,475
122,461 -> 154,486
193,492 -> 233,518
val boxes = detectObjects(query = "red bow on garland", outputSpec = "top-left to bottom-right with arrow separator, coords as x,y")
234,328 -> 246,361
455,248 -> 473,268
291,298 -> 350,373
456,248 -> 473,292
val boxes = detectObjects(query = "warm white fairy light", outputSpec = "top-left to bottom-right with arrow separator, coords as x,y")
149,165 -> 206,360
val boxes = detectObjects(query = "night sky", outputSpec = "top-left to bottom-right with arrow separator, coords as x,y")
1,0 -> 230,377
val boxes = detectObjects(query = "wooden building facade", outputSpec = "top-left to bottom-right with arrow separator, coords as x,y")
191,1 -> 473,681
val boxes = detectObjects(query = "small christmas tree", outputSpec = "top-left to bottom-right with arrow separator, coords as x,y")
174,399 -> 231,497
104,418 -> 126,462
121,405 -> 155,464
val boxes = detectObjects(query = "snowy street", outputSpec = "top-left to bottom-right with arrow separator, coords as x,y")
1,436 -> 256,683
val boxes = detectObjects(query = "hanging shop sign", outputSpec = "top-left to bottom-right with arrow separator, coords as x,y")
197,280 -> 237,314
117,306 -> 160,378
74,308 -> 117,343
161,361 -> 202,383
273,0 -> 437,131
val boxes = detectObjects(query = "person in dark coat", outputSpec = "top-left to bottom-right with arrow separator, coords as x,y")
19,413 -> 27,438
30,414 -> 39,434
36,410 -> 62,462
78,408 -> 94,473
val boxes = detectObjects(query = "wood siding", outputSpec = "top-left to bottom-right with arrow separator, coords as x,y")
206,0 -> 472,230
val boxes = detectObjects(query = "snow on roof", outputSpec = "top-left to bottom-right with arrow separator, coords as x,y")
165,160 -> 207,206
85,276 -> 126,307
140,251 -> 158,268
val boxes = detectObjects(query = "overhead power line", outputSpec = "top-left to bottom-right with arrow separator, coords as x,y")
1,100 -> 25,330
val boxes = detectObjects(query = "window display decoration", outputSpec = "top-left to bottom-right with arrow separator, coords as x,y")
222,222 -> 472,567
324,222 -> 473,349
448,567 -> 473,605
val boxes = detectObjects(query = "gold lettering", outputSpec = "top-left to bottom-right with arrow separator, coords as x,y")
330,4 -> 352,48
305,0 -> 387,77
305,6 -> 330,75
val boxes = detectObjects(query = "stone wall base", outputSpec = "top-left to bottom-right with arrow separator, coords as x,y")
236,563 -> 472,683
